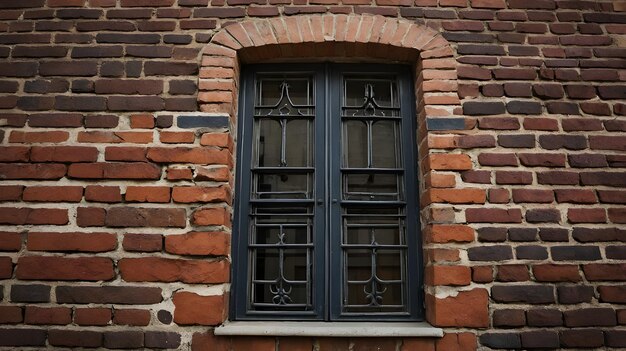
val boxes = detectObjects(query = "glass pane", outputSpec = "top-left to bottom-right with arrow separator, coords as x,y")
347,249 -> 371,281
284,249 -> 308,281
257,119 -> 281,167
285,119 -> 311,167
254,207 -> 313,224
344,173 -> 399,200
345,227 -> 401,246
257,78 -> 313,107
344,79 -> 397,108
345,120 -> 367,168
255,226 -> 310,245
377,250 -> 402,280
253,282 -> 308,306
371,121 -> 398,168
254,248 -> 279,281
255,173 -> 311,199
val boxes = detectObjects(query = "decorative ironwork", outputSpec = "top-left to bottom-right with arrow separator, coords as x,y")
342,79 -> 400,118
255,81 -> 314,117
234,64 -> 420,321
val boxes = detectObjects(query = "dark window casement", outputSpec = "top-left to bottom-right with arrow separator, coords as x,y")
232,63 -> 422,321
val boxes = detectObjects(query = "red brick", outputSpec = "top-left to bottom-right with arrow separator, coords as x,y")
24,306 -> 72,325
68,162 -> 161,179
104,147 -> 147,161
192,207 -> 230,226
165,231 -> 230,256
429,154 -> 472,170
105,207 -> 185,227
0,185 -> 24,201
77,207 -> 106,227
425,225 -> 474,243
122,233 -> 163,252
555,189 -> 597,204
466,208 -> 523,223
85,186 -> 122,203
147,147 -> 230,164
160,131 -> 195,143
426,248 -> 460,263
436,332 -> 477,351
0,256 -> 12,279
0,306 -> 23,324
74,308 -> 112,326
512,189 -> 554,203
125,186 -> 171,203
22,186 -> 83,202
472,266 -> 494,283
0,146 -> 30,162
0,208 -> 68,225
200,133 -> 231,147
27,232 -> 117,252
119,257 -> 229,283
583,264 -> 626,281
77,131 -> 153,144
568,208 -> 607,223
9,131 -> 69,143
167,167 -> 194,180
609,208 -> 626,224
113,309 -> 151,326
129,113 -> 155,128
426,265 -> 471,286
172,186 -> 231,203
0,231 -> 22,251
533,264 -> 581,282
488,188 -> 510,203
195,166 -> 230,182
427,188 -> 486,204
173,292 -> 226,326
427,289 -> 489,327
426,172 -> 456,188
16,256 -> 114,281
497,264 -> 530,282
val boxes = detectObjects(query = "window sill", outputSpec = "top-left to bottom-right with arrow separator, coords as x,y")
214,321 -> 443,338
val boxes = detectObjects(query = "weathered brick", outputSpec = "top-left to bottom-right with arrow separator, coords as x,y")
16,256 -> 114,281
173,292 -> 227,325
491,285 -> 555,304
119,257 -> 229,283
564,308 -> 617,327
56,285 -> 162,304
426,289 -> 489,327
105,207 -> 185,228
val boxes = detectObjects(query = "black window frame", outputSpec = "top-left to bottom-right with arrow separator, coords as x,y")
231,63 -> 423,321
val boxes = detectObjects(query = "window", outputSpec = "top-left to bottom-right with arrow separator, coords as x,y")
232,64 -> 422,321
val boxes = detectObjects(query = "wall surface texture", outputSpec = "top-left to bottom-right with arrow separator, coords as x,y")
0,0 -> 625,350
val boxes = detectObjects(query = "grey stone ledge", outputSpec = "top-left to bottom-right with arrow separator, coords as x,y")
214,321 -> 443,337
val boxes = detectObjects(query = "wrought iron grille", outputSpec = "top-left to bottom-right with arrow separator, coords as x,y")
233,64 -> 422,321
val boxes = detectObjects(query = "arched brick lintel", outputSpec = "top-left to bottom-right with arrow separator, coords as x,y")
198,14 -> 460,120
198,14 -> 473,329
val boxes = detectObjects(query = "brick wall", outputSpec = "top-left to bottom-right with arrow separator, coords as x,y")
0,0 -> 624,350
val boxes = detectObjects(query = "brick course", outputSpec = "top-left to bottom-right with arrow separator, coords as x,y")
0,1 -> 624,350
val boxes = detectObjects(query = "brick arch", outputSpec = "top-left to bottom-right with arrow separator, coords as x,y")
199,14 -> 473,330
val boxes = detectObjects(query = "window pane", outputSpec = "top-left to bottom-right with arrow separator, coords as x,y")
285,119 -> 312,167
257,119 -> 281,167
344,79 -> 398,108
344,120 -> 368,168
371,120 -> 399,168
255,226 -> 310,245
258,78 -> 313,107
254,173 -> 312,199
344,173 -> 399,200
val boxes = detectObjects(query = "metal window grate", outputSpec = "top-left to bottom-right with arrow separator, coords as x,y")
232,64 -> 422,321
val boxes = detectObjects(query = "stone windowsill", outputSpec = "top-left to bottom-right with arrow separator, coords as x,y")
214,321 -> 444,338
